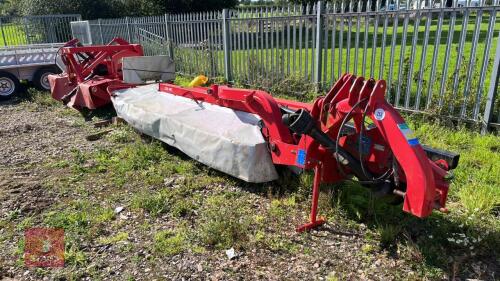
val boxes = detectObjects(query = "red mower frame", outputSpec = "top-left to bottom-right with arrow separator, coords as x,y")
157,74 -> 452,232
49,38 -> 143,109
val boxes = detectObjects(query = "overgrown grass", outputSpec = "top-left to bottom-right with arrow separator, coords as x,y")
43,200 -> 115,236
154,229 -> 187,256
18,88 -> 60,109
197,193 -> 253,249
411,121 -> 500,216
71,130 -> 197,187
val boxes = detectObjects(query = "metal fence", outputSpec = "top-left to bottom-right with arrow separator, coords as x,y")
86,1 -> 500,132
0,14 -> 81,46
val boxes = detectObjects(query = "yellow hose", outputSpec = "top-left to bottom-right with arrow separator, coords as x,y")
188,75 -> 209,87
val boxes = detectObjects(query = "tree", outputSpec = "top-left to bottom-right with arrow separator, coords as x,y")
0,0 -> 20,16
16,0 -> 239,19
287,0 -> 317,6
18,0 -> 123,19
132,0 -> 239,15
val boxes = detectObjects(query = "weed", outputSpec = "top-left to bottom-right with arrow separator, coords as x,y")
68,137 -> 200,188
43,200 -> 114,235
269,196 -> 296,219
268,75 -> 317,102
257,232 -> 299,253
98,232 -> 129,245
46,160 -> 70,169
252,196 -> 301,253
361,244 -> 375,254
71,148 -> 88,174
6,209 -> 21,221
268,196 -> 299,229
378,224 -> 402,246
16,216 -> 35,231
118,142 -> 165,171
458,183 -> 498,215
65,244 -> 87,267
171,196 -> 198,218
19,89 -> 59,109
254,230 -> 265,243
154,229 -> 187,256
44,210 -> 89,233
107,126 -> 136,143
15,237 -> 25,263
197,194 -> 252,249
326,276 -> 339,281
330,181 -> 373,220
131,189 -> 171,217
174,75 -> 194,87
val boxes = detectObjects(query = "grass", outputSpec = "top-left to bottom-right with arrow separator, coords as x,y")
0,24 -> 28,46
0,21 -> 72,46
131,189 -> 172,217
42,200 -> 115,236
197,193 -> 253,249
18,88 -> 61,109
98,232 -> 129,245
410,121 -> 500,216
1,84 -> 498,279
154,229 -> 187,256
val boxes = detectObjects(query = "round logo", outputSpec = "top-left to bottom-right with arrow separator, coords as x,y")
374,108 -> 385,121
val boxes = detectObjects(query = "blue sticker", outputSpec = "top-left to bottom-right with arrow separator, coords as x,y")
296,149 -> 306,166
397,123 -> 420,146
408,138 -> 420,146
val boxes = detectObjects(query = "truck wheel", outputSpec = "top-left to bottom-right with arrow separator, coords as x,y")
33,66 -> 60,91
0,71 -> 20,100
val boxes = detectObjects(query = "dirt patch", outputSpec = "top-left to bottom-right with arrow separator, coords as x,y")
0,100 -> 105,217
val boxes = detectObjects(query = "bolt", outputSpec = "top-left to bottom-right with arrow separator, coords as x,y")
269,142 -> 276,151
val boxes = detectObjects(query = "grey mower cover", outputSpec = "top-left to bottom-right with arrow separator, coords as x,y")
111,84 -> 278,183
122,56 -> 176,84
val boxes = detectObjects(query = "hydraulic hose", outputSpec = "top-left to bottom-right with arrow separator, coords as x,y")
282,109 -> 373,182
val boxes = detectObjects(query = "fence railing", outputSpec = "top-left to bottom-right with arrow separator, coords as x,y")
85,1 -> 500,132
0,14 -> 81,46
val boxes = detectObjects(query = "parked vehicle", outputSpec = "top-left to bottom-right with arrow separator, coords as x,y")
457,0 -> 481,6
413,0 -> 427,9
0,43 -> 62,100
383,3 -> 408,11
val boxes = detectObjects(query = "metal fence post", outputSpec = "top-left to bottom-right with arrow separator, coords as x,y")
125,17 -> 132,42
314,1 -> 324,89
164,14 -> 174,60
23,17 -> 30,45
98,18 -> 104,44
482,32 -> 500,134
222,9 -> 232,82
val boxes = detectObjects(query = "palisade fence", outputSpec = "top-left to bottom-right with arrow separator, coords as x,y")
0,15 -> 81,46
85,0 -> 500,132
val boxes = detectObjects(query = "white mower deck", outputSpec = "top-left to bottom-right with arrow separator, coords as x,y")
111,84 -> 278,183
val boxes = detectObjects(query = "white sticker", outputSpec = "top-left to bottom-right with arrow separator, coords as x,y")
374,108 -> 385,121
